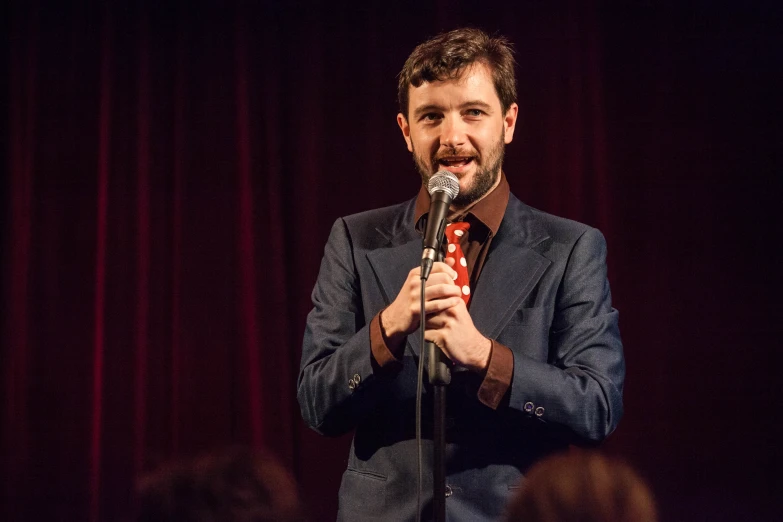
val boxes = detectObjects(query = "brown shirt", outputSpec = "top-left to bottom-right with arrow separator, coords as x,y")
369,173 -> 515,409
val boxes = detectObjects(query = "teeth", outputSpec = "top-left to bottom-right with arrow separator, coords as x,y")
440,157 -> 472,166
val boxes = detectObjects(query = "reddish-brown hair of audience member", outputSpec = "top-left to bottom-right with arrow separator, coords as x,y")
505,451 -> 657,522
135,446 -> 304,522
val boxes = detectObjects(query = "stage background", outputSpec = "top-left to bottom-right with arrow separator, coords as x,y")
2,1 -> 782,521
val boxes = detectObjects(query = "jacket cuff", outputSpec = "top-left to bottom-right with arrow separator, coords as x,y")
370,311 -> 404,373
477,340 -> 513,409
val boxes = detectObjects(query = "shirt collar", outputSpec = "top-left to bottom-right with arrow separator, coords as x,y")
414,171 -> 510,236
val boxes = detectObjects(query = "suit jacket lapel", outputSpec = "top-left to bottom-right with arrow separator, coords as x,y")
470,196 -> 552,339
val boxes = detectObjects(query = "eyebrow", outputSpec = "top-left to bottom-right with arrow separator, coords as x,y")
413,104 -> 445,119
412,100 -> 494,119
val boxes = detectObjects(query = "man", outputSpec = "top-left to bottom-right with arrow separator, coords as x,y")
298,28 -> 624,522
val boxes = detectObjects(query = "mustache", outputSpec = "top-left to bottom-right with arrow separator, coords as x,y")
432,148 -> 479,167
434,147 -> 478,160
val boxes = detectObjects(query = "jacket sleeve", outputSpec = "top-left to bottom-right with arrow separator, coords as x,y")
297,218 -> 392,437
505,227 -> 625,444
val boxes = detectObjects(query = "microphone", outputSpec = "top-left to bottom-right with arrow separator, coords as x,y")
421,171 -> 460,280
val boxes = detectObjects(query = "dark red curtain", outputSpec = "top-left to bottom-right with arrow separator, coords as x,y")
2,1 -> 781,521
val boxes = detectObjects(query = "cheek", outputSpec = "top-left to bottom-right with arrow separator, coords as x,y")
412,135 -> 437,156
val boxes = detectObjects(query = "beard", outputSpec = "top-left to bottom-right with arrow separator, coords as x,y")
411,130 -> 505,208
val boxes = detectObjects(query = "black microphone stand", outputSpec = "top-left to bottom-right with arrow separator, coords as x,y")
425,247 -> 451,522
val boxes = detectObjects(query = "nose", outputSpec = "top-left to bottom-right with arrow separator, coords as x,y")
440,115 -> 468,149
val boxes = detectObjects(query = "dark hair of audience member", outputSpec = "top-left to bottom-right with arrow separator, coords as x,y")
135,446 -> 305,522
505,450 -> 658,522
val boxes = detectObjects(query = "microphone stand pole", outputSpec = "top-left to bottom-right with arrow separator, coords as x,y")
426,248 -> 450,522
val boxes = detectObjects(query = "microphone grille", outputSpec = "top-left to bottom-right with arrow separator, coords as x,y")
427,171 -> 460,200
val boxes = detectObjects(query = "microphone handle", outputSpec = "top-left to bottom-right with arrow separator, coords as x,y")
426,246 -> 452,386
421,192 -> 452,280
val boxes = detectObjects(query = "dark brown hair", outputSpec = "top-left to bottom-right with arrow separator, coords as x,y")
135,446 -> 305,522
397,27 -> 517,118
504,450 -> 658,522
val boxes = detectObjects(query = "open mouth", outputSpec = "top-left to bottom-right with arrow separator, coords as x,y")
437,156 -> 475,169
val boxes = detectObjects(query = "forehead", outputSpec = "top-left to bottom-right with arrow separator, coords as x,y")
407,62 -> 501,112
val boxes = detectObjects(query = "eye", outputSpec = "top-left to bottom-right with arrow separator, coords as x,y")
465,109 -> 484,117
421,112 -> 442,122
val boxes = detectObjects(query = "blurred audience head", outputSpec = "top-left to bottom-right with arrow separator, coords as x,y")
505,450 -> 657,522
135,446 -> 304,522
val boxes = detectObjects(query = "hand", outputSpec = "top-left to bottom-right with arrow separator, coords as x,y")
423,257 -> 491,372
380,262 -> 462,347
424,298 -> 492,373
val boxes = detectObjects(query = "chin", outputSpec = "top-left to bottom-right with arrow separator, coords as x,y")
456,169 -> 479,188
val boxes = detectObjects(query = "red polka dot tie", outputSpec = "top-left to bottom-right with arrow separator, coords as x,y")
444,222 -> 471,306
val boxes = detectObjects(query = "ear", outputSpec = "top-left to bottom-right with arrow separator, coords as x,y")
503,103 -> 519,144
397,113 -> 413,152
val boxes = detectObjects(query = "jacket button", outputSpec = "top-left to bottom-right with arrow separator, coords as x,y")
444,485 -> 452,497
523,401 -> 534,413
534,406 -> 545,417
353,373 -> 362,385
348,378 -> 356,391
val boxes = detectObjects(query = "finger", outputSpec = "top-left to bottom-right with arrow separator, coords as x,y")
404,278 -> 422,297
407,279 -> 456,303
423,296 -> 462,315
444,257 -> 456,268
430,262 -> 459,280
427,301 -> 464,324
424,272 -> 458,287
424,315 -> 444,330
424,284 -> 462,301
425,300 -> 462,320
424,313 -> 446,329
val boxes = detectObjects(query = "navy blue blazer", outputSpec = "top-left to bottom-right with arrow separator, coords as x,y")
298,193 -> 625,521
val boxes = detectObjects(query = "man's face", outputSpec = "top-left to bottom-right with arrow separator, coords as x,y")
397,62 -> 518,208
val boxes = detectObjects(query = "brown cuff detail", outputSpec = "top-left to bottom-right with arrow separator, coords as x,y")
370,311 -> 404,373
477,340 -> 513,410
